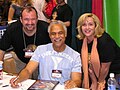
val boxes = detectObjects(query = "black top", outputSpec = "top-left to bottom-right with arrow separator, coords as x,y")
0,20 -> 51,63
76,32 -> 120,63
51,4 -> 73,22
11,4 -> 22,20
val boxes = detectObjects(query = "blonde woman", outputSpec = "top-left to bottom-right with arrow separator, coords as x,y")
76,13 -> 119,90
8,0 -> 33,22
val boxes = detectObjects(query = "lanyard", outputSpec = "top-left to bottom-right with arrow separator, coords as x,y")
22,31 -> 36,49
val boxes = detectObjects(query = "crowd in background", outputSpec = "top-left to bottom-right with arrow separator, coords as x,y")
0,0 -> 57,22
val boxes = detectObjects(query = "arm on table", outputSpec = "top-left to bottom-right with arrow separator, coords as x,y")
10,60 -> 39,88
64,72 -> 82,89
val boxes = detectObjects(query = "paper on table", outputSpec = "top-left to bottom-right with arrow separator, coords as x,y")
0,74 -> 35,90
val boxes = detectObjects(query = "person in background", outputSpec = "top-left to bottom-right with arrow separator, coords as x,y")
0,6 -> 50,79
10,21 -> 82,89
32,0 -> 47,21
0,0 -> 3,20
8,0 -> 33,22
76,13 -> 120,90
50,0 -> 73,47
2,0 -> 11,21
42,0 -> 56,19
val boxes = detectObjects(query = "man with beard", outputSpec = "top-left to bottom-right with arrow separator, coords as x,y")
0,6 -> 51,79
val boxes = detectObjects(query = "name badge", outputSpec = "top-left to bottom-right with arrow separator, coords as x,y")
24,51 -> 34,58
52,70 -> 62,78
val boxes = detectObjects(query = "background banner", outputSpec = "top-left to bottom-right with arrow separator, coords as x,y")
103,0 -> 120,46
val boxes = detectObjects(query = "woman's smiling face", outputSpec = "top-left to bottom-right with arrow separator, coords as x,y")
81,17 -> 96,38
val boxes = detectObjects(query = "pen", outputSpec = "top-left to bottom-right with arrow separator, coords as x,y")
2,85 -> 9,87
13,76 -> 19,83
12,76 -> 22,87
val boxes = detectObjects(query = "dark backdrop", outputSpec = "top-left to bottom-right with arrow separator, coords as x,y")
67,0 -> 92,50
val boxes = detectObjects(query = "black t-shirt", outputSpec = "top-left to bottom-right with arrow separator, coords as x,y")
76,32 -> 119,63
0,20 -> 51,63
51,4 -> 73,22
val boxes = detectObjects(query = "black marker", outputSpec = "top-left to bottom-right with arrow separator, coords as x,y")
2,85 -> 9,87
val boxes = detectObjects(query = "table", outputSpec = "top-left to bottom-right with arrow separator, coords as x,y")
0,72 -> 88,90
54,84 -> 89,90
0,73 -> 35,90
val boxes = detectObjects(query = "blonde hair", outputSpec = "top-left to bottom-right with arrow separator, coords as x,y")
77,13 -> 105,40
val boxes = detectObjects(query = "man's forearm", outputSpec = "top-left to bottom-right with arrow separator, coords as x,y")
74,79 -> 82,87
16,68 -> 31,83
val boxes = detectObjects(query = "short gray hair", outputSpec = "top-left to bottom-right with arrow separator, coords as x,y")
48,20 -> 67,34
